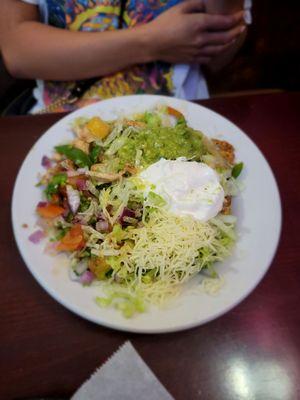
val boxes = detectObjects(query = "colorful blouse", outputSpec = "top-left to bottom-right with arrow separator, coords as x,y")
20,0 -> 251,112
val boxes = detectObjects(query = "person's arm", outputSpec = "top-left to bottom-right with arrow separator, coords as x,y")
0,0 -> 245,81
205,0 -> 247,72
0,0 -> 154,80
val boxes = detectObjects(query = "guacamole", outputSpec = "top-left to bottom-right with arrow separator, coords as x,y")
113,123 -> 205,169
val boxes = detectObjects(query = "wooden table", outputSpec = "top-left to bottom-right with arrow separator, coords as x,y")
1,92 -> 299,400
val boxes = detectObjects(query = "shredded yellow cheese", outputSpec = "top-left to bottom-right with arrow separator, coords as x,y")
127,209 -> 229,305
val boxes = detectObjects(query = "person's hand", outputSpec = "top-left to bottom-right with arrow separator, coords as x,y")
142,0 -> 245,64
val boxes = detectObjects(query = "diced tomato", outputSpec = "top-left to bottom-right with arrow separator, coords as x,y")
51,194 -> 60,204
36,203 -> 65,219
56,224 -> 85,252
86,117 -> 110,139
58,185 -> 67,197
167,106 -> 184,119
88,257 -> 111,280
67,174 -> 86,187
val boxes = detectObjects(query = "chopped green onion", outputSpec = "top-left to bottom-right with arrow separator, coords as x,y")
232,162 -> 244,179
55,145 -> 91,168
45,173 -> 67,200
89,142 -> 101,164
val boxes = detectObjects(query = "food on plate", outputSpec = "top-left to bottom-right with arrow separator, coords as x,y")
33,105 -> 243,317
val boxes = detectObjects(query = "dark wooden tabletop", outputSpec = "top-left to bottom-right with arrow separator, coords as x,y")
0,92 -> 299,400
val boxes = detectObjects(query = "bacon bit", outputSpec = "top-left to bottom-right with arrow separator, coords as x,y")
36,203 -> 65,219
56,224 -> 85,252
51,194 -> 60,204
59,185 -> 67,197
222,196 -> 232,215
67,174 -> 86,187
62,197 -> 70,218
124,119 -> 146,128
106,204 -> 113,216
167,106 -> 184,119
82,190 -> 94,199
121,164 -> 138,175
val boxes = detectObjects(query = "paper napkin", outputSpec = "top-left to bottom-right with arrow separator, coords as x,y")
71,341 -> 174,400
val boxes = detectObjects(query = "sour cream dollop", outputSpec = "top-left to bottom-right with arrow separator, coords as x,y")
140,158 -> 224,222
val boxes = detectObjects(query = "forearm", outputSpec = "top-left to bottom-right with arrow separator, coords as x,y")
2,22 -> 152,80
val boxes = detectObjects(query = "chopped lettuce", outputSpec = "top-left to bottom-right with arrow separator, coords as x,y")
96,289 -> 145,318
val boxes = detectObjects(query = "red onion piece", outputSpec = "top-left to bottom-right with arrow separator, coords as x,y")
77,167 -> 88,174
67,167 -> 88,177
66,185 -> 80,214
79,271 -> 95,285
37,201 -> 47,208
96,220 -> 110,233
82,190 -> 94,199
61,198 -> 70,218
29,230 -> 45,244
76,178 -> 86,190
41,155 -> 52,169
119,207 -> 136,226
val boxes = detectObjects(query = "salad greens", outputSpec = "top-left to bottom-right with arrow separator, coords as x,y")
89,142 -> 101,164
55,145 -> 92,168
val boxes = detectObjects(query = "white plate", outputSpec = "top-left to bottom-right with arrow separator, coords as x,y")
12,95 -> 281,333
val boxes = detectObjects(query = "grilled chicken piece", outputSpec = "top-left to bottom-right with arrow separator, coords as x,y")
72,138 -> 89,154
212,139 -> 235,165
222,195 -> 232,215
87,170 -> 121,182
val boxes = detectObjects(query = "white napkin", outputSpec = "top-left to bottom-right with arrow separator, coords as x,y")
71,341 -> 174,400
